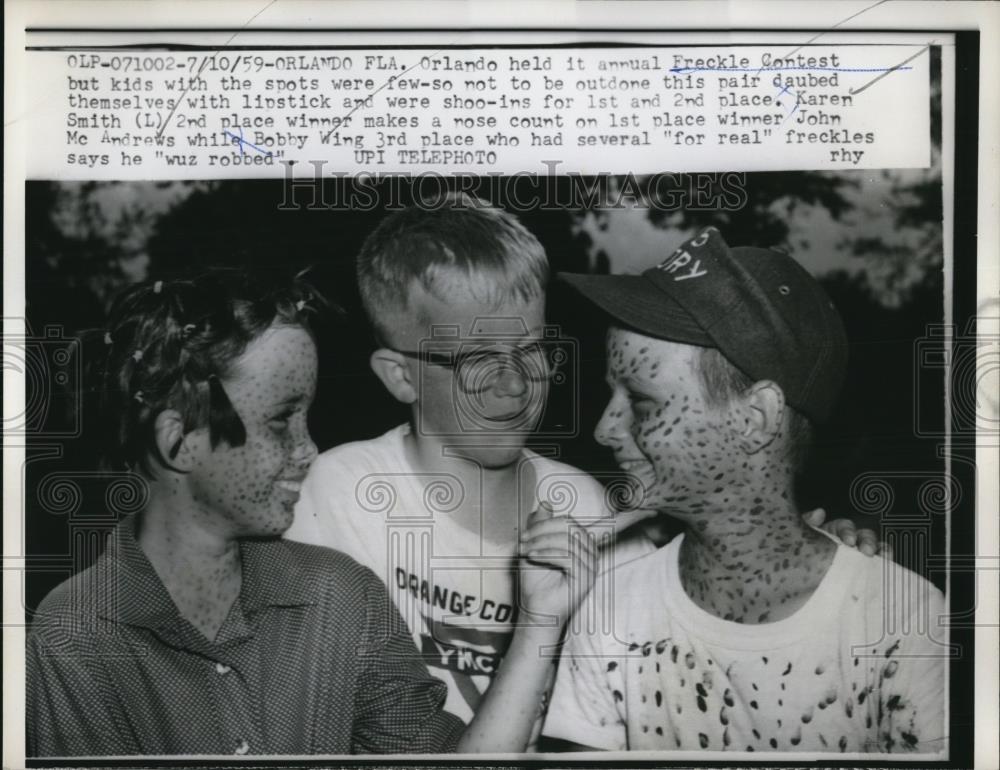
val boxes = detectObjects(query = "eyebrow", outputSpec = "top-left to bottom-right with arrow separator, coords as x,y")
269,393 -> 309,410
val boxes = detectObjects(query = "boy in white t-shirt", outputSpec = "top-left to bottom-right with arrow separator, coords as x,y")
543,227 -> 947,755
287,196 -> 652,750
287,201 -> 875,751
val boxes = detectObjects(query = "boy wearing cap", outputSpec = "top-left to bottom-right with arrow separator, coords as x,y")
542,227 -> 946,754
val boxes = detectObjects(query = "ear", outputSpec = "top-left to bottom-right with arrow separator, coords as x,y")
737,380 -> 785,454
152,409 -> 198,473
369,348 -> 417,405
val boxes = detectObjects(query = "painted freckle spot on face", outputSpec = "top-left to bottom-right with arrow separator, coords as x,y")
750,700 -> 758,709
697,695 -> 707,712
886,694 -> 904,711
612,689 -> 623,702
607,661 -> 618,672
770,738 -> 778,749
698,733 -> 709,749
685,652 -> 695,669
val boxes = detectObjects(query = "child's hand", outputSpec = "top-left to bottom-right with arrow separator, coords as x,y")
802,508 -> 889,558
516,501 -> 599,631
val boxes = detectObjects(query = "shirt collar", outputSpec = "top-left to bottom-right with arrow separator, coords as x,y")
238,537 -> 316,613
95,516 -> 315,629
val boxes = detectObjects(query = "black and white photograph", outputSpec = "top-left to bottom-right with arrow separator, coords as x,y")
4,3 -> 997,769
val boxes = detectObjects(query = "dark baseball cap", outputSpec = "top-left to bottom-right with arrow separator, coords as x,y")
559,227 -> 848,423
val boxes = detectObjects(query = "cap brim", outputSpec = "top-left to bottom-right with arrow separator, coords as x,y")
558,272 -> 714,346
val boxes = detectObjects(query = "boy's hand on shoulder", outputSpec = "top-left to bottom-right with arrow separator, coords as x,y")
801,508 -> 890,559
516,501 -> 599,632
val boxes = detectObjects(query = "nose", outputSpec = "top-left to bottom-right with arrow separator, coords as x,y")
294,430 -> 319,471
490,364 -> 529,398
594,393 -> 627,448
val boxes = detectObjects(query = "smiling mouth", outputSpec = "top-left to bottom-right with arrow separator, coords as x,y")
479,410 -> 532,423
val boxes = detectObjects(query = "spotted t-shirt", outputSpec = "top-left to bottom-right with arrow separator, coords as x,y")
544,533 -> 947,755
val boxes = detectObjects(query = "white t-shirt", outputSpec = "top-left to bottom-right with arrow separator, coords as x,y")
286,424 -> 655,727
544,533 -> 947,756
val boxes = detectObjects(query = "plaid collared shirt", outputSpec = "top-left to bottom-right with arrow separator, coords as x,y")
27,516 -> 463,757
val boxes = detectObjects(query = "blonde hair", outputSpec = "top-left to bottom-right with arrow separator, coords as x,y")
356,195 -> 549,343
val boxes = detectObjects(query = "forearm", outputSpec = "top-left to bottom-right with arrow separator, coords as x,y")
456,621 -> 562,753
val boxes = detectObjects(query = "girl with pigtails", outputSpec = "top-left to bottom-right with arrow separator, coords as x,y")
26,269 -> 465,756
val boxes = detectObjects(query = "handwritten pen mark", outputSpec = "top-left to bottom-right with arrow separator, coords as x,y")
782,99 -> 800,125
156,0 -> 279,138
320,46 -> 452,145
774,0 -> 891,62
849,44 -> 931,95
670,66 -> 912,74
224,127 -> 272,157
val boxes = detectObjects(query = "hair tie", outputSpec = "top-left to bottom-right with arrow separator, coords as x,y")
153,281 -> 163,294
132,350 -> 144,363
103,332 -> 113,346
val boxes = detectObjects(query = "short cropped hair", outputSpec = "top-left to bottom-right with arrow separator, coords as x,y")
94,269 -> 322,476
694,346 -> 814,472
356,195 -> 549,343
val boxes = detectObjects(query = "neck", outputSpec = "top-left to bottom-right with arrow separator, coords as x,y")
403,429 -> 531,545
136,485 -> 243,640
676,484 -> 836,624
